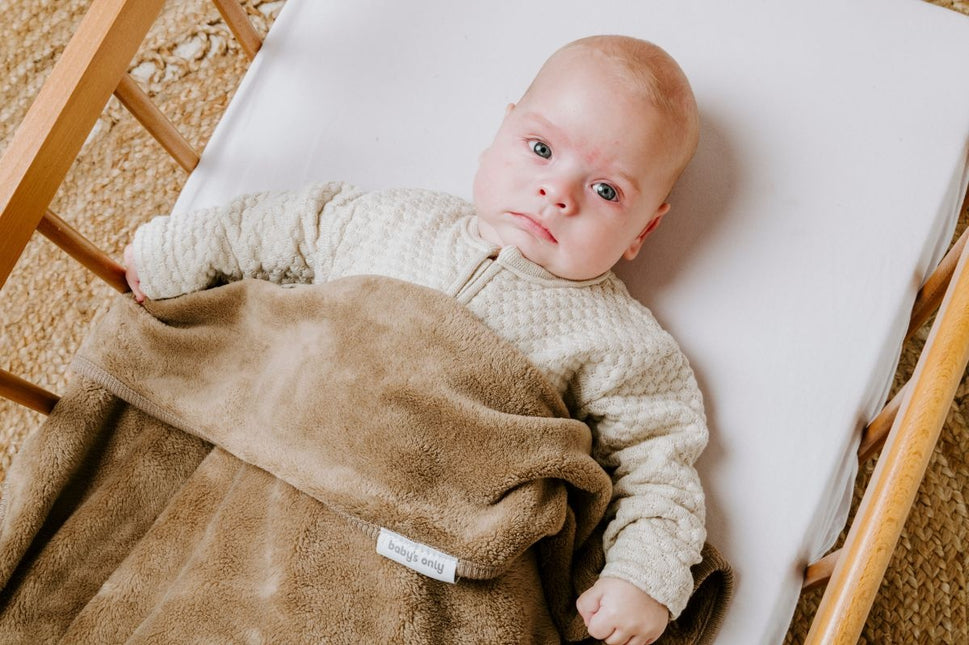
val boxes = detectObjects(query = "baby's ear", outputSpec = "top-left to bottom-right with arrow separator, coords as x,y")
623,203 -> 671,261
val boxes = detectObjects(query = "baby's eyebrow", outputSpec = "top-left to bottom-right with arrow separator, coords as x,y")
613,169 -> 640,195
519,112 -> 562,138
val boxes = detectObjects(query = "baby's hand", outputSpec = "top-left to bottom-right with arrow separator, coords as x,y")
576,577 -> 669,645
123,244 -> 146,304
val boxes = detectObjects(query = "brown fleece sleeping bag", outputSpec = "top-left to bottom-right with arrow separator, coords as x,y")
0,276 -> 731,643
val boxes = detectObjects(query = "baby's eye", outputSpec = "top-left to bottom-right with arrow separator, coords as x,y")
530,140 -> 552,159
593,182 -> 618,202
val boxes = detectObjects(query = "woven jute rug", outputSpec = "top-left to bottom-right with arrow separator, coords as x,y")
1,1 -> 966,642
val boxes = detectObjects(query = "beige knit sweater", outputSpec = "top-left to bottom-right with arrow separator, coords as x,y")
132,181 -> 708,617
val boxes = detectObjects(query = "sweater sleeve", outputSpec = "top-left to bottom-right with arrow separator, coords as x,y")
576,327 -> 708,619
131,181 -> 362,299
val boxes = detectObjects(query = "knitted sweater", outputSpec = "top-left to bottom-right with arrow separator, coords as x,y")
132,182 -> 708,617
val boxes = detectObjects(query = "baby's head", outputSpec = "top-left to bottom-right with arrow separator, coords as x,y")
473,35 -> 699,280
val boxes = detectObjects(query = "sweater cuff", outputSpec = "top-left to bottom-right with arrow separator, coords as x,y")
132,216 -> 202,300
600,529 -> 700,618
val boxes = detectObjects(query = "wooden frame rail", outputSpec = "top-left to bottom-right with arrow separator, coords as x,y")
802,188 -> 969,591
0,0 -> 166,293
0,0 -> 260,414
804,197 -> 969,643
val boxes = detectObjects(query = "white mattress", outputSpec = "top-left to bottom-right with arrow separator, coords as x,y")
174,1 -> 969,641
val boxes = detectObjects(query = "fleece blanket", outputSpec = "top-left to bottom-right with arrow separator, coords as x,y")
0,276 -> 731,643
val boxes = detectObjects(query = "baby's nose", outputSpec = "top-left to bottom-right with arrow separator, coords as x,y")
538,184 -> 577,215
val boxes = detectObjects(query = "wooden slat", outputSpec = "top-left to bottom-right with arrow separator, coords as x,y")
908,223 -> 969,339
37,209 -> 128,293
212,0 -> 263,61
907,189 -> 969,339
0,0 -> 166,293
114,74 -> 200,172
805,204 -> 969,643
857,382 -> 908,462
0,368 -> 59,415
803,549 -> 841,591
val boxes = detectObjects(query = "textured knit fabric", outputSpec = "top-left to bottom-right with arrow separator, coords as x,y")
131,182 -> 708,617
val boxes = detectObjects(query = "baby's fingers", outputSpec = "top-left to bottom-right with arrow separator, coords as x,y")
576,586 -> 602,623
605,631 -> 657,645
128,276 -> 146,304
122,245 -> 146,303
603,627 -> 632,644
585,608 -> 621,641
627,636 -> 657,645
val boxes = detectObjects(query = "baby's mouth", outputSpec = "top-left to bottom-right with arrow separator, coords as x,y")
509,212 -> 557,243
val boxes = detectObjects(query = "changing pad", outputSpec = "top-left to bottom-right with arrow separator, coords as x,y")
173,1 -> 969,641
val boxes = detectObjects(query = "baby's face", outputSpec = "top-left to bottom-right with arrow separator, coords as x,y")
473,49 -> 674,281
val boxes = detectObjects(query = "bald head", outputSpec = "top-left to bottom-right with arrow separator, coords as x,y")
526,35 -> 700,187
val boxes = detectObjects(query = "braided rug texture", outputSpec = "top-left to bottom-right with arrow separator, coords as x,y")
0,1 -> 966,642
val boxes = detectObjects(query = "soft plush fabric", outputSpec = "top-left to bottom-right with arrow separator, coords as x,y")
0,277 -> 731,643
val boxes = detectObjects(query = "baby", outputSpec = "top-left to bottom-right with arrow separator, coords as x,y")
126,35 -> 706,645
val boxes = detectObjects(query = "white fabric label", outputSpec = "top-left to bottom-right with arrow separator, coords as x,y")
376,528 -> 458,583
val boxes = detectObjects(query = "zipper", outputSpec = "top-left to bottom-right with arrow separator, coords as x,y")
445,248 -> 501,304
